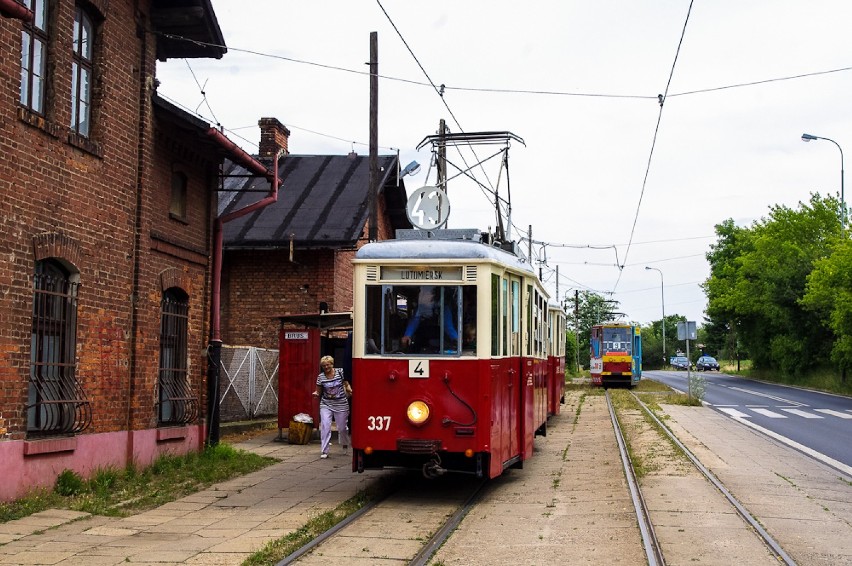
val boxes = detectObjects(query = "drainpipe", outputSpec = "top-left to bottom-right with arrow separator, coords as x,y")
0,0 -> 33,21
206,128 -> 281,445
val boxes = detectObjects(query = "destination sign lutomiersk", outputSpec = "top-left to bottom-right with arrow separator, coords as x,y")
381,267 -> 463,281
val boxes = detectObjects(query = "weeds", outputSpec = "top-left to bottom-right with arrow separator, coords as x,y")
243,480 -> 392,566
0,443 -> 276,523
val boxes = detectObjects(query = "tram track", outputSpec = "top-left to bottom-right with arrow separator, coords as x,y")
605,390 -> 665,566
276,473 -> 488,565
606,389 -> 798,566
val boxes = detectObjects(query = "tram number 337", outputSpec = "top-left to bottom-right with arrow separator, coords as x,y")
367,416 -> 391,431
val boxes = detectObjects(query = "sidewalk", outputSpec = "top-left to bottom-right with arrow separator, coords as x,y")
1,406 -> 850,565
0,432 -> 393,565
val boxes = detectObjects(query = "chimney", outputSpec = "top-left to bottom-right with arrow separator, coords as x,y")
258,117 -> 290,158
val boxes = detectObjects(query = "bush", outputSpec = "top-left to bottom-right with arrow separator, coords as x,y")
54,469 -> 85,497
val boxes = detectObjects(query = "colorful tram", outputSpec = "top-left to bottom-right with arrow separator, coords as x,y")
350,234 -> 562,479
589,322 -> 642,387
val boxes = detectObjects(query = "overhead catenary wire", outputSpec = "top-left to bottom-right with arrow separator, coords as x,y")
154,32 -> 852,102
612,0 -> 694,293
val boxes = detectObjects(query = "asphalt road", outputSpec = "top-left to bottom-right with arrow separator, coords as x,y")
645,370 -> 852,475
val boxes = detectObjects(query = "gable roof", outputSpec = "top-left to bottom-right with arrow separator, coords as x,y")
151,0 -> 227,60
220,154 -> 412,250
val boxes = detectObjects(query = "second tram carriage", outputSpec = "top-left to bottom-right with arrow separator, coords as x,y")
547,303 -> 566,416
350,233 -> 561,479
589,322 -> 642,387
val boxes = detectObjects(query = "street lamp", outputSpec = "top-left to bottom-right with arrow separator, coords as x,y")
645,266 -> 665,364
801,133 -> 845,232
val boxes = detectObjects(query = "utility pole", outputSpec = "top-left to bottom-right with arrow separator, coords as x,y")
437,119 -> 447,194
368,32 -> 378,242
574,291 -> 582,373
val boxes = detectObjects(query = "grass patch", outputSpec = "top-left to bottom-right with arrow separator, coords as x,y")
610,390 -> 691,477
639,377 -> 704,407
722,362 -> 852,397
0,443 -> 276,523
243,478 -> 393,566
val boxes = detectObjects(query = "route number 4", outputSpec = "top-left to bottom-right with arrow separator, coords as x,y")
409,359 -> 430,378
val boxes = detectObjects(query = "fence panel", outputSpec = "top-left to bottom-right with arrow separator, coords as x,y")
219,346 -> 279,422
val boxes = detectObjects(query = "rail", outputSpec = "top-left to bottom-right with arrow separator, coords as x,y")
605,390 -> 665,566
628,390 -> 797,566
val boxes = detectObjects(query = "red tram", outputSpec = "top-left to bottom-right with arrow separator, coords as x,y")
547,303 -> 566,416
350,233 -> 560,479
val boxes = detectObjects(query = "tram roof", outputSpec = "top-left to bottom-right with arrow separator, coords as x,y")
355,237 -> 536,275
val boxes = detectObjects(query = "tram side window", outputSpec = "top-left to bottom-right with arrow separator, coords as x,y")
502,278 -> 508,355
364,286 -> 384,353
511,280 -> 520,355
461,286 -> 477,353
491,274 -> 500,356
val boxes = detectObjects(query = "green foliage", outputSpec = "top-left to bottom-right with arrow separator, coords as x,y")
243,480 -> 389,566
564,329 -> 579,374
54,469 -> 85,497
568,290 -> 620,368
802,236 -> 852,372
641,314 -> 687,368
704,194 -> 842,376
2,444 -> 276,523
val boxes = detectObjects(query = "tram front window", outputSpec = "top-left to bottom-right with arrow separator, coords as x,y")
364,285 -> 474,355
602,327 -> 632,355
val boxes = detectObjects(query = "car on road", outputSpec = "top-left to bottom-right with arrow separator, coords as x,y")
696,355 -> 720,371
670,355 -> 691,370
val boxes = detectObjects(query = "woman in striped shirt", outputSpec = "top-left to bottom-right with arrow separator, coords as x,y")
313,355 -> 351,458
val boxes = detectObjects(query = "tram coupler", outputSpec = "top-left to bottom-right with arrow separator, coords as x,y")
422,455 -> 446,479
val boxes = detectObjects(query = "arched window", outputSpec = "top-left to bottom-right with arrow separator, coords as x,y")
29,259 -> 91,435
20,0 -> 49,114
158,288 -> 196,424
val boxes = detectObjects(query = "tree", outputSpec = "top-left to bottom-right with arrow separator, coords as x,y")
568,291 -> 619,368
802,236 -> 852,380
704,194 -> 839,375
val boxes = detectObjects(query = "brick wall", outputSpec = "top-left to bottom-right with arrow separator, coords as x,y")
220,190 -> 400,351
0,2 -> 216,439
0,1 -> 140,438
221,248 -> 336,349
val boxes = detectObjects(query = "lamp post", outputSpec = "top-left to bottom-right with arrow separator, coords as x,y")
802,133 -> 845,232
645,266 -> 665,364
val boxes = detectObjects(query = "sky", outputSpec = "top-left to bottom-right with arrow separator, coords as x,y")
156,0 -> 852,326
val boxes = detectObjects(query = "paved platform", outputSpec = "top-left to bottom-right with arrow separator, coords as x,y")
0,404 -> 850,565
0,433 -> 392,565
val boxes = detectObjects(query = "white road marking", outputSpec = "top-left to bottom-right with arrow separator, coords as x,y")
726,417 -> 852,478
814,409 -> 852,419
780,408 -> 823,419
718,408 -> 751,418
728,387 -> 805,406
751,408 -> 786,418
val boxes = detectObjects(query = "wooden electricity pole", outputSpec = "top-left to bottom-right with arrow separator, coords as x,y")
368,32 -> 378,242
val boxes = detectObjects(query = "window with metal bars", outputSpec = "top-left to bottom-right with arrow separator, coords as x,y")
20,0 -> 49,114
28,259 -> 91,436
158,288 -> 197,425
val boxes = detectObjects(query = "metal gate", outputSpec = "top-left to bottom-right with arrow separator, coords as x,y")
218,346 -> 279,422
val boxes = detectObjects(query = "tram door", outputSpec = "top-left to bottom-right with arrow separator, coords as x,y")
509,276 -> 522,457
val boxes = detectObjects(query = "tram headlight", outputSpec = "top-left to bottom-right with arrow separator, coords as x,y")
406,400 -> 430,426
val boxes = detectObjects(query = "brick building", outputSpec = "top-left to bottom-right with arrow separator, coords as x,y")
0,0 -> 264,500
218,120 -> 412,352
